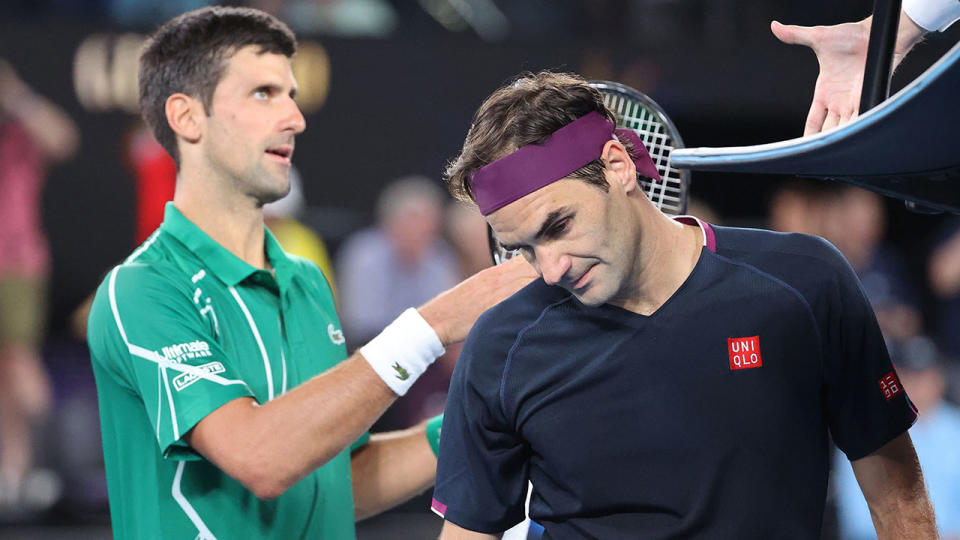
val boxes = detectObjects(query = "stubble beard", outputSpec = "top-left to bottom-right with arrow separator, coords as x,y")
244,162 -> 292,208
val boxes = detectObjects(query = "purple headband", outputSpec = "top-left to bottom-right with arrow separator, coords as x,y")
470,111 -> 661,215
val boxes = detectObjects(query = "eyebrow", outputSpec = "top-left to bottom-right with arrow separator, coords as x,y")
500,207 -> 573,252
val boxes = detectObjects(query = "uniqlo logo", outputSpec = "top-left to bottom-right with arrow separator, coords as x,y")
879,371 -> 902,402
728,336 -> 762,371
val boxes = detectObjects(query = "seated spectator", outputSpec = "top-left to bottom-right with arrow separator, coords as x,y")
821,187 -> 921,339
929,219 -> 960,360
336,175 -> 460,429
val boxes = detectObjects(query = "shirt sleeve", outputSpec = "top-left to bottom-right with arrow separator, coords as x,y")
903,0 -> 960,31
817,242 -> 918,460
87,263 -> 254,460
431,316 -> 529,534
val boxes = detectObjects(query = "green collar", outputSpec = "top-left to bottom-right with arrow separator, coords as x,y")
161,202 -> 293,288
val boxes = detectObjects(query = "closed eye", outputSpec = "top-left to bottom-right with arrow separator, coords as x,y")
543,217 -> 571,240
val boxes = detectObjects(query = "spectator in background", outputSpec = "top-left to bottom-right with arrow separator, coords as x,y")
928,221 -> 960,361
445,202 -> 492,279
337,175 -> 459,346
833,335 -> 960,540
336,175 -> 460,428
820,186 -> 921,339
127,120 -> 177,245
0,59 -> 78,510
768,180 -> 825,236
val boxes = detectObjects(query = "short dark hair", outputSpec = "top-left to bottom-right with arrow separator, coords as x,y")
138,6 -> 297,165
445,71 -> 632,203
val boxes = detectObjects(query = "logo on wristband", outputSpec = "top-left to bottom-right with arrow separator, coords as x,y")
392,362 -> 410,381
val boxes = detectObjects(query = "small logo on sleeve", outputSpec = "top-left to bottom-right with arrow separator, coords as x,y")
327,324 -> 345,345
173,361 -> 226,391
161,340 -> 213,363
728,336 -> 762,371
879,371 -> 903,401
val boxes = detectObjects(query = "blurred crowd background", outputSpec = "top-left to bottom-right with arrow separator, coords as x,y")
1,0 -> 959,538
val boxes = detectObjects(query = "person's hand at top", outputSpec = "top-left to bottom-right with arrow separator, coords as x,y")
771,14 -> 926,136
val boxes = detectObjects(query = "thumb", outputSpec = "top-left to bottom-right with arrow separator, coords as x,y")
771,20 -> 814,47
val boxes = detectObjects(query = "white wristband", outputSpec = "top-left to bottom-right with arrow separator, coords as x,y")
903,0 -> 960,31
360,308 -> 445,396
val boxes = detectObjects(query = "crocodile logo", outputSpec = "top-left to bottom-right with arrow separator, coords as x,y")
392,362 -> 410,381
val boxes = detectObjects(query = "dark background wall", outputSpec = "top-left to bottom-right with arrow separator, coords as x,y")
1,2 -> 957,340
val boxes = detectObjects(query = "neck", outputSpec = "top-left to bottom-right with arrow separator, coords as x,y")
615,206 -> 703,315
173,167 -> 269,270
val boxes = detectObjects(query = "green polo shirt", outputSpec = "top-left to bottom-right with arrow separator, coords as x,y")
88,203 -> 366,540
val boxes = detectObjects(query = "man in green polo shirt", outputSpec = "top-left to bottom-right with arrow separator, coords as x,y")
86,7 -> 534,539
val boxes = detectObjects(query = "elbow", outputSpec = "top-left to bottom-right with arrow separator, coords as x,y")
242,468 -> 294,501
248,480 -> 288,501
233,454 -> 298,501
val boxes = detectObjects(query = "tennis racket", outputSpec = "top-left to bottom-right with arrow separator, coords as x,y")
488,81 -> 691,265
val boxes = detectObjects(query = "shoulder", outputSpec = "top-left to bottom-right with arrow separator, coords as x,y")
88,260 -> 197,341
95,260 -> 192,309
715,226 -> 845,267
462,279 -> 570,366
712,226 -> 853,291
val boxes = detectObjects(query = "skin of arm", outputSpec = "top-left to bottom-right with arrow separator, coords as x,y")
0,59 -> 80,161
440,521 -> 501,540
850,431 -> 938,539
185,257 -> 537,500
771,12 -> 926,135
351,420 -> 437,521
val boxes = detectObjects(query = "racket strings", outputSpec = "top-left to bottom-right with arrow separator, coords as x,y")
603,94 -> 686,215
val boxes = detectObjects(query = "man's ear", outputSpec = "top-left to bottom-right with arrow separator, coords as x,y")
600,139 -> 638,193
165,93 -> 204,145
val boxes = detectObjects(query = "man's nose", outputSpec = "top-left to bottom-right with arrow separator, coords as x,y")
283,96 -> 306,134
537,246 -> 571,286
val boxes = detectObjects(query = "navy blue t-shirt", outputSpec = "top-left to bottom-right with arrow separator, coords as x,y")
433,224 -> 917,539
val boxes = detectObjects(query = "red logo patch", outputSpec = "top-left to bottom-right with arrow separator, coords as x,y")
728,336 -> 762,371
879,371 -> 902,402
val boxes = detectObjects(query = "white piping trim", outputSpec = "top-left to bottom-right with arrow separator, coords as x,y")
279,318 -> 287,395
280,345 -> 288,395
126,345 -> 248,387
172,461 -> 217,540
162,367 -> 180,440
156,365 -> 163,438
109,267 -> 250,389
125,229 -> 162,264
229,287 -> 274,401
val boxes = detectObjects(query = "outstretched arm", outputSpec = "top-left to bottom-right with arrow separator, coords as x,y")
186,258 -> 537,500
351,421 -> 438,521
770,13 -> 925,135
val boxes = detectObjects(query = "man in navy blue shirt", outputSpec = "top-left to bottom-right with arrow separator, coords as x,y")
432,71 -> 937,539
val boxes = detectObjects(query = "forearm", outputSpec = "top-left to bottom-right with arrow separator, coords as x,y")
351,422 -> 438,520
188,354 -> 397,499
868,483 -> 937,540
853,433 -> 938,540
852,12 -> 925,68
